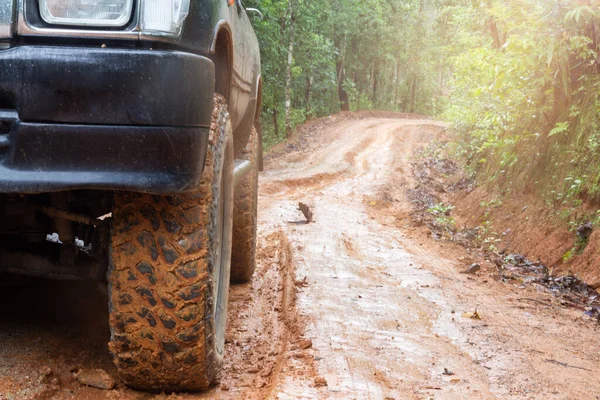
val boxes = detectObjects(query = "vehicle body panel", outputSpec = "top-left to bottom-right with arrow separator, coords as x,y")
0,0 -> 262,194
0,46 -> 214,127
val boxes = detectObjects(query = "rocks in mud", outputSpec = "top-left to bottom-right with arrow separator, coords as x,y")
412,216 -> 424,227
584,306 -> 600,321
314,377 -> 328,387
297,339 -> 313,349
462,309 -> 481,320
498,252 -> 600,318
577,222 -> 593,240
39,366 -> 57,385
75,368 -> 115,390
461,263 -> 481,274
261,365 -> 274,377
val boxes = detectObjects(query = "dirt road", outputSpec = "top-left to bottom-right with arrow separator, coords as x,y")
1,117 -> 600,399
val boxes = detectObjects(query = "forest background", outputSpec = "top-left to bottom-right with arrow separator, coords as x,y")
248,0 -> 600,228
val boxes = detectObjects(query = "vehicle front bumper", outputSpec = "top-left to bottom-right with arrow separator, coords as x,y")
0,45 -> 215,194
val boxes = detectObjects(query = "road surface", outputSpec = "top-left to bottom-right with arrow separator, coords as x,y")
1,117 -> 599,399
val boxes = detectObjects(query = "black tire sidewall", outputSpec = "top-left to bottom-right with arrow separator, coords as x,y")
210,112 -> 234,365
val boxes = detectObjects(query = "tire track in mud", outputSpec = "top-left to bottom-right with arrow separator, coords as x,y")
262,121 -> 391,198
6,116 -> 600,399
0,231 -> 312,399
213,229 -> 315,400
257,119 -> 482,399
0,118 -> 451,399
343,136 -> 376,166
260,171 -> 346,198
258,117 -> 600,399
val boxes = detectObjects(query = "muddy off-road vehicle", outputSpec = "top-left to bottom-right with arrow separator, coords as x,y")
0,0 -> 262,391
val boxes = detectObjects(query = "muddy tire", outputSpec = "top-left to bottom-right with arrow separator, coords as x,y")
230,127 -> 259,283
256,120 -> 264,171
108,95 -> 234,392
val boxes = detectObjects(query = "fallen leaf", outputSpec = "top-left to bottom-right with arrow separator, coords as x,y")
462,308 -> 481,319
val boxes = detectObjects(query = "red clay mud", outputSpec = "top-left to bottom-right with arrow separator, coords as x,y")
1,117 -> 599,399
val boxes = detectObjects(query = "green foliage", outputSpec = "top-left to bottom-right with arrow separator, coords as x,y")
562,248 -> 575,263
444,0 -> 600,211
249,0 -> 600,218
428,203 -> 455,216
548,122 -> 570,138
427,203 -> 456,231
563,235 -> 591,262
245,0 -> 449,147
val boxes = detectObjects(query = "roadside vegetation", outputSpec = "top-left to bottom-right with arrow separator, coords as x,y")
445,0 -> 600,228
251,0 -> 600,255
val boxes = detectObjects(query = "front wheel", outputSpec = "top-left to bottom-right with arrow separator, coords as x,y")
108,94 -> 234,391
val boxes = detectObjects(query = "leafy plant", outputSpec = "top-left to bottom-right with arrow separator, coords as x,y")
444,0 -> 600,229
427,203 -> 455,217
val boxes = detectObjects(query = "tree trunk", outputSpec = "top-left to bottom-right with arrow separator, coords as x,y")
352,39 -> 359,111
337,61 -> 350,111
272,108 -> 279,138
394,61 -> 400,109
305,74 -> 313,117
485,1 -> 503,49
355,71 -> 360,111
372,59 -> 379,106
284,0 -> 295,135
410,75 -> 417,113
335,34 -> 350,112
304,50 -> 313,117
488,18 -> 502,49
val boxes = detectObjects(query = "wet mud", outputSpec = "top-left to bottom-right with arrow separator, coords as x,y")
1,117 -> 600,399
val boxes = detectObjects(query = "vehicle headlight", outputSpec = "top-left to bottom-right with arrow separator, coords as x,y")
39,0 -> 134,27
141,0 -> 190,35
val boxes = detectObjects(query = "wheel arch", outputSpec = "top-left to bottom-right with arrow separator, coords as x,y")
210,21 -> 234,100
254,76 -> 264,171
254,75 -> 262,122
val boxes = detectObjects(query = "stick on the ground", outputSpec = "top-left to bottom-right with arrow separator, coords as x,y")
544,359 -> 591,371
517,298 -> 553,307
298,202 -> 313,223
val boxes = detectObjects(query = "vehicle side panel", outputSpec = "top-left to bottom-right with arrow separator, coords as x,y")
180,0 -> 261,149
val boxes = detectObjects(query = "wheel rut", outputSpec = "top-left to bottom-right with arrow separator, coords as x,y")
3,117 -> 600,399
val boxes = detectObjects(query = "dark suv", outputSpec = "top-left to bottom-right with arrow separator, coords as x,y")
0,0 -> 262,391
